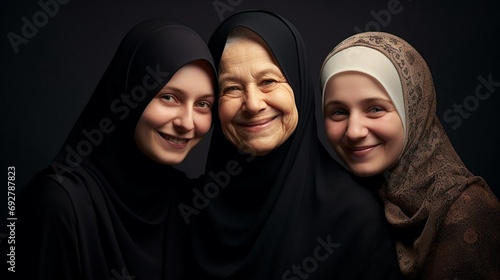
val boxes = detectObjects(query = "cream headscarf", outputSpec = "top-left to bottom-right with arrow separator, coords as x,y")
320,32 -> 500,280
321,45 -> 406,136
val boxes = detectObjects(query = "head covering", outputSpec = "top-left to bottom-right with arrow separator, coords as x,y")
188,11 -> 400,280
16,19 -> 215,279
321,45 -> 406,136
320,32 -> 500,279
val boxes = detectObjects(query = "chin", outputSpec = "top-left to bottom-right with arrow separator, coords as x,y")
150,153 -> 187,166
348,166 -> 380,178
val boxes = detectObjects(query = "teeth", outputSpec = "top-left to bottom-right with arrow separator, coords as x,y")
159,132 -> 188,144
167,136 -> 187,144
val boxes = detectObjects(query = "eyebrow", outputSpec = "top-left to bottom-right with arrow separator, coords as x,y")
324,100 -> 344,107
362,97 -> 393,105
324,97 -> 393,107
159,85 -> 214,99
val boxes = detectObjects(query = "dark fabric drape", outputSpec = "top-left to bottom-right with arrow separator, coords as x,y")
14,19 -> 215,280
188,10 -> 400,280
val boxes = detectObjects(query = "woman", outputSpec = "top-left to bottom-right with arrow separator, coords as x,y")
14,19 -> 216,279
321,31 -> 500,279
188,11 -> 400,280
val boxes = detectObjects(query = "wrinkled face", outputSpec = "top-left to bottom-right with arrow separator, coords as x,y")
323,71 -> 404,177
218,35 -> 299,156
134,60 -> 215,165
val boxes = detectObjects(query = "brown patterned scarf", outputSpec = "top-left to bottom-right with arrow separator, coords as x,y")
321,32 -> 500,279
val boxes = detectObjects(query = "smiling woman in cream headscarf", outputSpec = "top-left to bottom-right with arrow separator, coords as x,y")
321,32 -> 500,280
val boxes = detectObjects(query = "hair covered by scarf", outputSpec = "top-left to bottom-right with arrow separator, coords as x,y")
188,12 -> 401,280
322,32 -> 500,279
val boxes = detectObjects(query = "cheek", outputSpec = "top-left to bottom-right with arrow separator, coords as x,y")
218,98 -> 240,124
134,121 -> 147,146
194,114 -> 212,136
285,105 -> 299,134
270,88 -> 296,114
268,88 -> 298,130
324,121 -> 344,145
379,117 -> 404,146
141,102 -> 174,128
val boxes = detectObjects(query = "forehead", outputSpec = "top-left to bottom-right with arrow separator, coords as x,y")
326,72 -> 390,99
219,37 -> 283,79
221,36 -> 273,63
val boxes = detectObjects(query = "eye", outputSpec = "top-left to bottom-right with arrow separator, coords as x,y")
366,106 -> 386,117
368,106 -> 383,113
260,79 -> 277,86
161,94 -> 177,103
196,101 -> 212,109
221,85 -> 243,97
224,86 -> 239,92
326,108 -> 348,121
259,79 -> 279,91
331,109 -> 347,116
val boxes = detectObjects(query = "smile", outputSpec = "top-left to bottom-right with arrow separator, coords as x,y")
158,132 -> 190,146
346,145 -> 378,157
237,116 -> 278,131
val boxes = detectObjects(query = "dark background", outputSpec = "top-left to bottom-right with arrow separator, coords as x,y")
1,0 -> 499,234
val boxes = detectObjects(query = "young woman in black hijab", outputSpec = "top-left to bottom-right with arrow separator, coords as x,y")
13,19 -> 216,279
186,10 -> 400,280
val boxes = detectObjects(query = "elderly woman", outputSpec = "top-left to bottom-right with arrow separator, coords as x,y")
187,10 -> 400,280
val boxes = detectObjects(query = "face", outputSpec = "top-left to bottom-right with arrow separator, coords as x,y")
134,60 -> 215,165
323,71 -> 404,177
218,35 -> 299,156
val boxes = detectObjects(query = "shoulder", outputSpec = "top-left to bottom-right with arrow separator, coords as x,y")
18,173 -> 78,224
446,182 -> 500,222
424,183 -> 500,279
443,182 -> 500,236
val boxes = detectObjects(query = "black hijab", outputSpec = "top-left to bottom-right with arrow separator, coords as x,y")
188,10 -> 400,280
15,19 -> 215,279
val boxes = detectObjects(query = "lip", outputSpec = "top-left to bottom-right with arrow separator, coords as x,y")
157,131 -> 191,149
345,145 -> 378,158
237,115 -> 278,132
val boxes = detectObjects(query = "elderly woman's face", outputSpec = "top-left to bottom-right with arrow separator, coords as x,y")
218,35 -> 298,156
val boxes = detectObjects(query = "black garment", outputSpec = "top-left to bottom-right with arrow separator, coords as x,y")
13,19 -> 215,280
188,10 -> 401,279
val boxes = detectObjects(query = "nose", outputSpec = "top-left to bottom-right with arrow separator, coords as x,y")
242,85 -> 266,114
345,113 -> 368,140
173,106 -> 194,132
